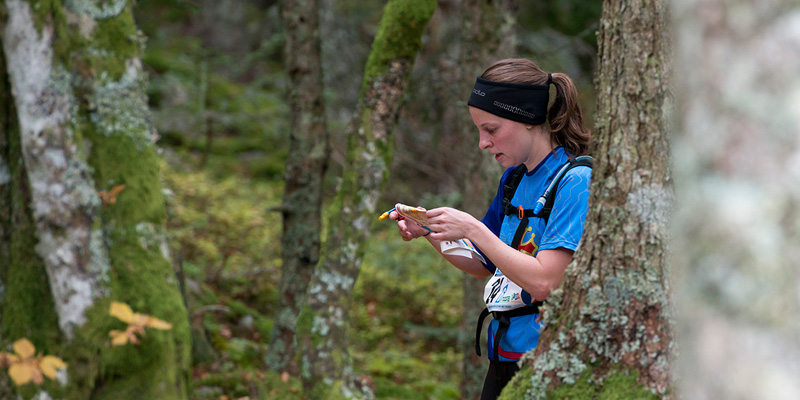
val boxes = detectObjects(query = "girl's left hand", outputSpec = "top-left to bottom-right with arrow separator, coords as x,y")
426,207 -> 477,241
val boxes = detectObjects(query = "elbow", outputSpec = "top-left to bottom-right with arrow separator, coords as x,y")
526,280 -> 561,301
472,269 -> 492,280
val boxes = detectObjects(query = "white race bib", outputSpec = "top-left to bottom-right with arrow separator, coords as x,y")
483,269 -> 529,312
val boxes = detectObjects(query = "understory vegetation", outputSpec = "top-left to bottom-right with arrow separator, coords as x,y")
132,1 -> 599,398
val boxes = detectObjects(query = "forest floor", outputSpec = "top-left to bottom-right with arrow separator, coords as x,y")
161,152 -> 463,399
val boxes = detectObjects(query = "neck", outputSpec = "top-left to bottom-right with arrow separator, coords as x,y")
523,129 -> 555,171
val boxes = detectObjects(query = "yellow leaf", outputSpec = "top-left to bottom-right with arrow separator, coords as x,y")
109,330 -> 128,346
8,363 -> 33,385
40,356 -> 67,379
146,317 -> 173,330
131,314 -> 150,327
12,338 -> 35,359
109,302 -> 135,323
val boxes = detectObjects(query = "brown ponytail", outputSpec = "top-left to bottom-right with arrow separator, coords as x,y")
480,59 -> 592,156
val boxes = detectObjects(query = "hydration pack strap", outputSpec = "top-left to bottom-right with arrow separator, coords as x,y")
474,303 -> 543,359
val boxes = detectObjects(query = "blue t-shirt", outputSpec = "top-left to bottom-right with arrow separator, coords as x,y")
478,147 -> 591,361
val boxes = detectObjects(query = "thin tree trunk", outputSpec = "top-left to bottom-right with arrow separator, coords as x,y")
265,0 -> 329,374
447,1 -> 516,398
0,1 -> 190,398
507,0 -> 674,398
299,0 -> 436,398
673,1 -> 800,398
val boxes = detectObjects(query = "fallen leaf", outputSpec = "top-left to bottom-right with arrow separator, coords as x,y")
109,302 -> 136,324
12,339 -> 35,360
40,356 -> 67,379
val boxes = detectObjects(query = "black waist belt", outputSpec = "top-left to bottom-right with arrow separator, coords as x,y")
475,302 -> 543,361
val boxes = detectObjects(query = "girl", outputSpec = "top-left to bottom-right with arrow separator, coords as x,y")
391,58 -> 592,399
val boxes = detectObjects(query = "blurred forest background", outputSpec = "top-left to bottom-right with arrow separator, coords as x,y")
136,0 -> 599,398
3,0 -> 800,399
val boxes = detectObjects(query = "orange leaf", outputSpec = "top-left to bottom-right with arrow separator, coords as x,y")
98,185 -> 126,206
12,338 -> 35,360
30,368 -> 44,385
128,330 -> 141,345
109,302 -> 136,324
40,356 -> 67,379
8,363 -> 33,385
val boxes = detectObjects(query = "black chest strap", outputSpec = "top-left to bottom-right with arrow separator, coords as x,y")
502,156 -> 593,249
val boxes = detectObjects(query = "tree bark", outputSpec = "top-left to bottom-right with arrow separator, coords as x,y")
446,1 -> 516,399
299,0 -> 436,398
265,0 -> 329,374
672,1 -> 800,398
507,0 -> 674,398
0,1 -> 190,398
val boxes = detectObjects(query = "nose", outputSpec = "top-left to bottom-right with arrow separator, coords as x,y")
479,132 -> 492,150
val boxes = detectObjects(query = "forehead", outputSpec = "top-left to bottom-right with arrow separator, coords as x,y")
469,106 -> 503,125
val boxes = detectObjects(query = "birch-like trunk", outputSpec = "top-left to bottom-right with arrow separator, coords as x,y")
672,1 -> 800,398
0,1 -> 190,398
299,0 -> 436,398
506,0 -> 674,398
265,0 -> 329,374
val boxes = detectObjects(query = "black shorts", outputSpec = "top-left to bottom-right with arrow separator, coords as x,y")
480,360 -> 520,400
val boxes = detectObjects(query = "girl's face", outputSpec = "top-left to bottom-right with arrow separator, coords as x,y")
469,106 -> 536,169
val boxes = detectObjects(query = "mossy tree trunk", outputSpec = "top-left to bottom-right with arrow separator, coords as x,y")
298,0 -> 436,398
443,1 -> 516,398
504,0 -> 674,398
0,1 -> 190,399
265,0 -> 329,374
673,0 -> 800,398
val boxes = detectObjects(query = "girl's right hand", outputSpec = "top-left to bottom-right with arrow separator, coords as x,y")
390,211 -> 430,241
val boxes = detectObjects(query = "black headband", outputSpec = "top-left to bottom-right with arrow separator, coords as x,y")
467,76 -> 551,125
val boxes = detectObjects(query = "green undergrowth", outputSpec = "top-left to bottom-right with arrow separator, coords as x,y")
161,160 -> 464,399
142,2 -> 466,396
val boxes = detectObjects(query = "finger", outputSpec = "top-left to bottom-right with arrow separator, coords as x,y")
426,207 -> 446,217
398,220 -> 409,231
389,211 -> 400,220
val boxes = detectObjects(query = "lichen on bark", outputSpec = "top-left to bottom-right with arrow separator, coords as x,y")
0,0 -> 190,398
299,0 -> 435,397
514,0 -> 674,398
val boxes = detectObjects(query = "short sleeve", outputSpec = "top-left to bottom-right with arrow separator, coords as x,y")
539,166 -> 592,251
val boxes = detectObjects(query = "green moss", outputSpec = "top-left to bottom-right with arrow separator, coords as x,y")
362,0 -> 436,84
86,99 -> 164,225
71,5 -> 190,398
190,368 -> 303,400
87,5 -> 140,80
498,365 -> 534,400
544,368 -> 659,400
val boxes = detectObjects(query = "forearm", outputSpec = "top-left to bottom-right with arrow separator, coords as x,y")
466,224 -> 569,300
424,235 -> 491,279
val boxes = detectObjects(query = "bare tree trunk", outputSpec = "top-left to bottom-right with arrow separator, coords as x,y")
446,1 -> 517,398
505,0 -> 674,398
0,1 -> 190,398
673,1 -> 800,398
299,0 -> 436,398
265,0 -> 329,374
